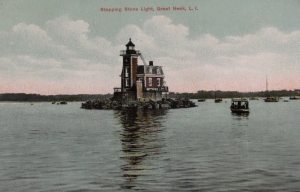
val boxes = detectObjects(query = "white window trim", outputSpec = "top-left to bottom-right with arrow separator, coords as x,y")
157,78 -> 161,86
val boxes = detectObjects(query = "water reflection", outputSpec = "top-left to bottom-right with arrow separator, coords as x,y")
114,108 -> 167,189
231,112 -> 250,119
231,112 -> 249,130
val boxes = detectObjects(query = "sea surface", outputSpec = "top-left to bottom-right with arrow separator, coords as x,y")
0,99 -> 300,192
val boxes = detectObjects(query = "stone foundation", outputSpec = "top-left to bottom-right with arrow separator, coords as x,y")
81,98 -> 196,110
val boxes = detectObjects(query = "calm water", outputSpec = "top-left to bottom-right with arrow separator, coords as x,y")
0,99 -> 300,191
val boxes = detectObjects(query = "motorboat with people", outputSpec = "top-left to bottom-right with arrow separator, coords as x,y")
230,98 -> 250,114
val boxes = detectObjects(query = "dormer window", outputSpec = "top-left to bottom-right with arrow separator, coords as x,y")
157,68 -> 161,75
149,66 -> 153,74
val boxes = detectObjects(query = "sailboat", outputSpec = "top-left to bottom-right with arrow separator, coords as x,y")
264,76 -> 279,102
214,90 -> 222,103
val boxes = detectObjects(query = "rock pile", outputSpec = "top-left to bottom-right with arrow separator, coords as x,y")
81,98 -> 196,110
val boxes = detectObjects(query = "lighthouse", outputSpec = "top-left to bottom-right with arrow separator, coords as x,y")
114,39 -> 169,103
120,38 -> 138,92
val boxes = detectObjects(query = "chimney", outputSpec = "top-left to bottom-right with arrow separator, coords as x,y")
149,61 -> 153,66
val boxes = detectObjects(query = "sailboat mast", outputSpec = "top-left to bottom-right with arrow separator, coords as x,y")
266,76 -> 269,92
214,86 -> 216,99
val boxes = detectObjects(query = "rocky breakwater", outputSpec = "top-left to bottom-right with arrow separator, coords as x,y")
81,98 -> 196,110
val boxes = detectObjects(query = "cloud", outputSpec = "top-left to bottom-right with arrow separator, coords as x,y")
144,15 -> 189,45
46,16 -> 90,43
116,16 -> 299,92
0,15 -> 299,94
0,23 -> 71,59
45,16 -> 119,63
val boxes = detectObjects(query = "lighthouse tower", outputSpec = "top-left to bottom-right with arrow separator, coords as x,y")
113,38 -> 169,103
119,38 -> 139,101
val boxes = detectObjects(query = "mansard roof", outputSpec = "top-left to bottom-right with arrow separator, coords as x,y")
137,65 -> 164,75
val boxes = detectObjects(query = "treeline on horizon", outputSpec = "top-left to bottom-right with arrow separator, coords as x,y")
0,93 -> 112,102
170,89 -> 300,99
0,89 -> 299,101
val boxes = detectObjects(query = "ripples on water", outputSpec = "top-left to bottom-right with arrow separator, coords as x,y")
0,100 -> 300,191
115,109 -> 168,190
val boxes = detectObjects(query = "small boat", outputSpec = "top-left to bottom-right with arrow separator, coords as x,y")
52,101 -> 56,104
214,89 -> 222,103
290,96 -> 300,100
215,98 -> 222,103
59,101 -> 67,105
197,99 -> 206,102
264,76 -> 279,102
264,97 -> 279,102
230,98 -> 249,114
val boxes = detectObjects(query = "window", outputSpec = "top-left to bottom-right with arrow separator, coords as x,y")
157,68 -> 161,75
157,78 -> 161,86
148,78 -> 152,87
125,67 -> 129,77
125,78 -> 130,87
124,57 -> 129,63
149,66 -> 153,74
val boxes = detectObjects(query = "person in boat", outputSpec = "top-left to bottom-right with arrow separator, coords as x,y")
231,102 -> 234,109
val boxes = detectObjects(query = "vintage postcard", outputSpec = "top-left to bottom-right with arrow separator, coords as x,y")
0,0 -> 299,191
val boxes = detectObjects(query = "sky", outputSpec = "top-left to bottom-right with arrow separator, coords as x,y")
0,0 -> 299,94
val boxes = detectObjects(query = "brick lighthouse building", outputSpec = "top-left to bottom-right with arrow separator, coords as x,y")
114,39 -> 169,103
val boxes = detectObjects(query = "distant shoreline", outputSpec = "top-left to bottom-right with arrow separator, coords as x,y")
0,93 -> 112,102
0,90 -> 299,102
